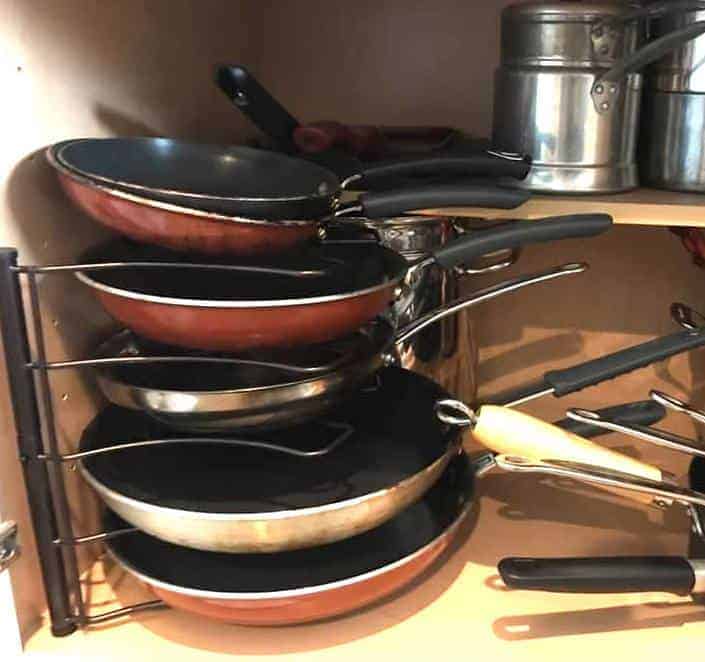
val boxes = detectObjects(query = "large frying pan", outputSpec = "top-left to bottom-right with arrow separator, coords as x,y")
79,338 -> 699,555
75,214 -> 612,352
104,454 -> 475,626
48,139 -> 530,256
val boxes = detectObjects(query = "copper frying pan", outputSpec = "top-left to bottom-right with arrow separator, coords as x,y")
75,214 -> 612,351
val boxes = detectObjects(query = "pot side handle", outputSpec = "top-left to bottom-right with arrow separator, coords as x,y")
592,21 -> 705,112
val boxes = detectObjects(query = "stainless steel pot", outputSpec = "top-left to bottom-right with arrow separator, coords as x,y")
641,2 -> 705,191
493,1 -> 705,194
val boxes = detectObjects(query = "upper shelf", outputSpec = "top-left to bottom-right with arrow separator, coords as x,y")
416,188 -> 705,227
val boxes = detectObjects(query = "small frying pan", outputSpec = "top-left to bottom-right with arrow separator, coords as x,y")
104,453 -> 475,626
75,213 -> 612,352
48,142 -> 530,256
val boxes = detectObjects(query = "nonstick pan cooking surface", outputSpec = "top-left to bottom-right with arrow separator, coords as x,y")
104,453 -> 473,594
79,239 -> 403,304
57,138 -> 340,205
81,367 -> 457,514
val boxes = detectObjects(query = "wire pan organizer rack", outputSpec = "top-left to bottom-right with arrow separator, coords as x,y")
2,247 -> 371,635
0,247 -> 172,635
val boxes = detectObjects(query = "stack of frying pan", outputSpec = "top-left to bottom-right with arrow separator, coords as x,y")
46,133 -> 705,625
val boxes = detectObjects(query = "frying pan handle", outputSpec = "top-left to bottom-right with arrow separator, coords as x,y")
215,64 -> 300,153
498,557 -> 697,595
430,214 -> 613,271
467,405 -> 664,482
345,152 -> 531,189
544,327 -> 705,396
395,262 -> 587,345
348,184 -> 530,218
554,400 -> 666,439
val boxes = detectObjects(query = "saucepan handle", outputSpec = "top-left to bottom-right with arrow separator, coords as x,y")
544,328 -> 705,397
430,214 -> 612,271
347,152 -> 531,189
554,400 -> 666,438
592,21 -> 705,112
348,183 -> 530,219
498,557 -> 697,595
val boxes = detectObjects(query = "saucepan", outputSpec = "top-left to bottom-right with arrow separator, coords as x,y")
75,213 -> 612,351
48,138 -> 530,256
77,326 -> 705,556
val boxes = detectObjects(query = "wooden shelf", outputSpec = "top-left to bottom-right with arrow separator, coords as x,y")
417,188 -> 705,227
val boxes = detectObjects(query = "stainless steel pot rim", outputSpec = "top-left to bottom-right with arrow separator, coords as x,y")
79,450 -> 455,521
105,498 -> 471,601
47,146 -> 322,228
74,269 -> 403,308
53,138 -> 338,206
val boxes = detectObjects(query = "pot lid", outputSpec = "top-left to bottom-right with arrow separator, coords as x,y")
503,1 -> 641,21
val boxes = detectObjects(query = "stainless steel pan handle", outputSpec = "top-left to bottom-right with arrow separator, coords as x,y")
566,407 -> 705,458
566,389 -> 705,458
494,455 -> 705,510
394,262 -> 586,345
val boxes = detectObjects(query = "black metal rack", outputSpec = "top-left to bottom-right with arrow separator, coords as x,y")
0,248 -> 166,636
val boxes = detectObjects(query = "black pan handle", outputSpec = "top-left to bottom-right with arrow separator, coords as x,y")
554,400 -> 666,439
430,214 -> 612,271
499,557 -> 696,595
216,64 -> 300,153
545,328 -> 705,397
348,153 -> 531,189
353,184 -> 530,218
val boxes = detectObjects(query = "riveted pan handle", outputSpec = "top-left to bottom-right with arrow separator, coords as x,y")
429,214 -> 612,271
592,21 -> 705,112
498,557 -> 698,595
